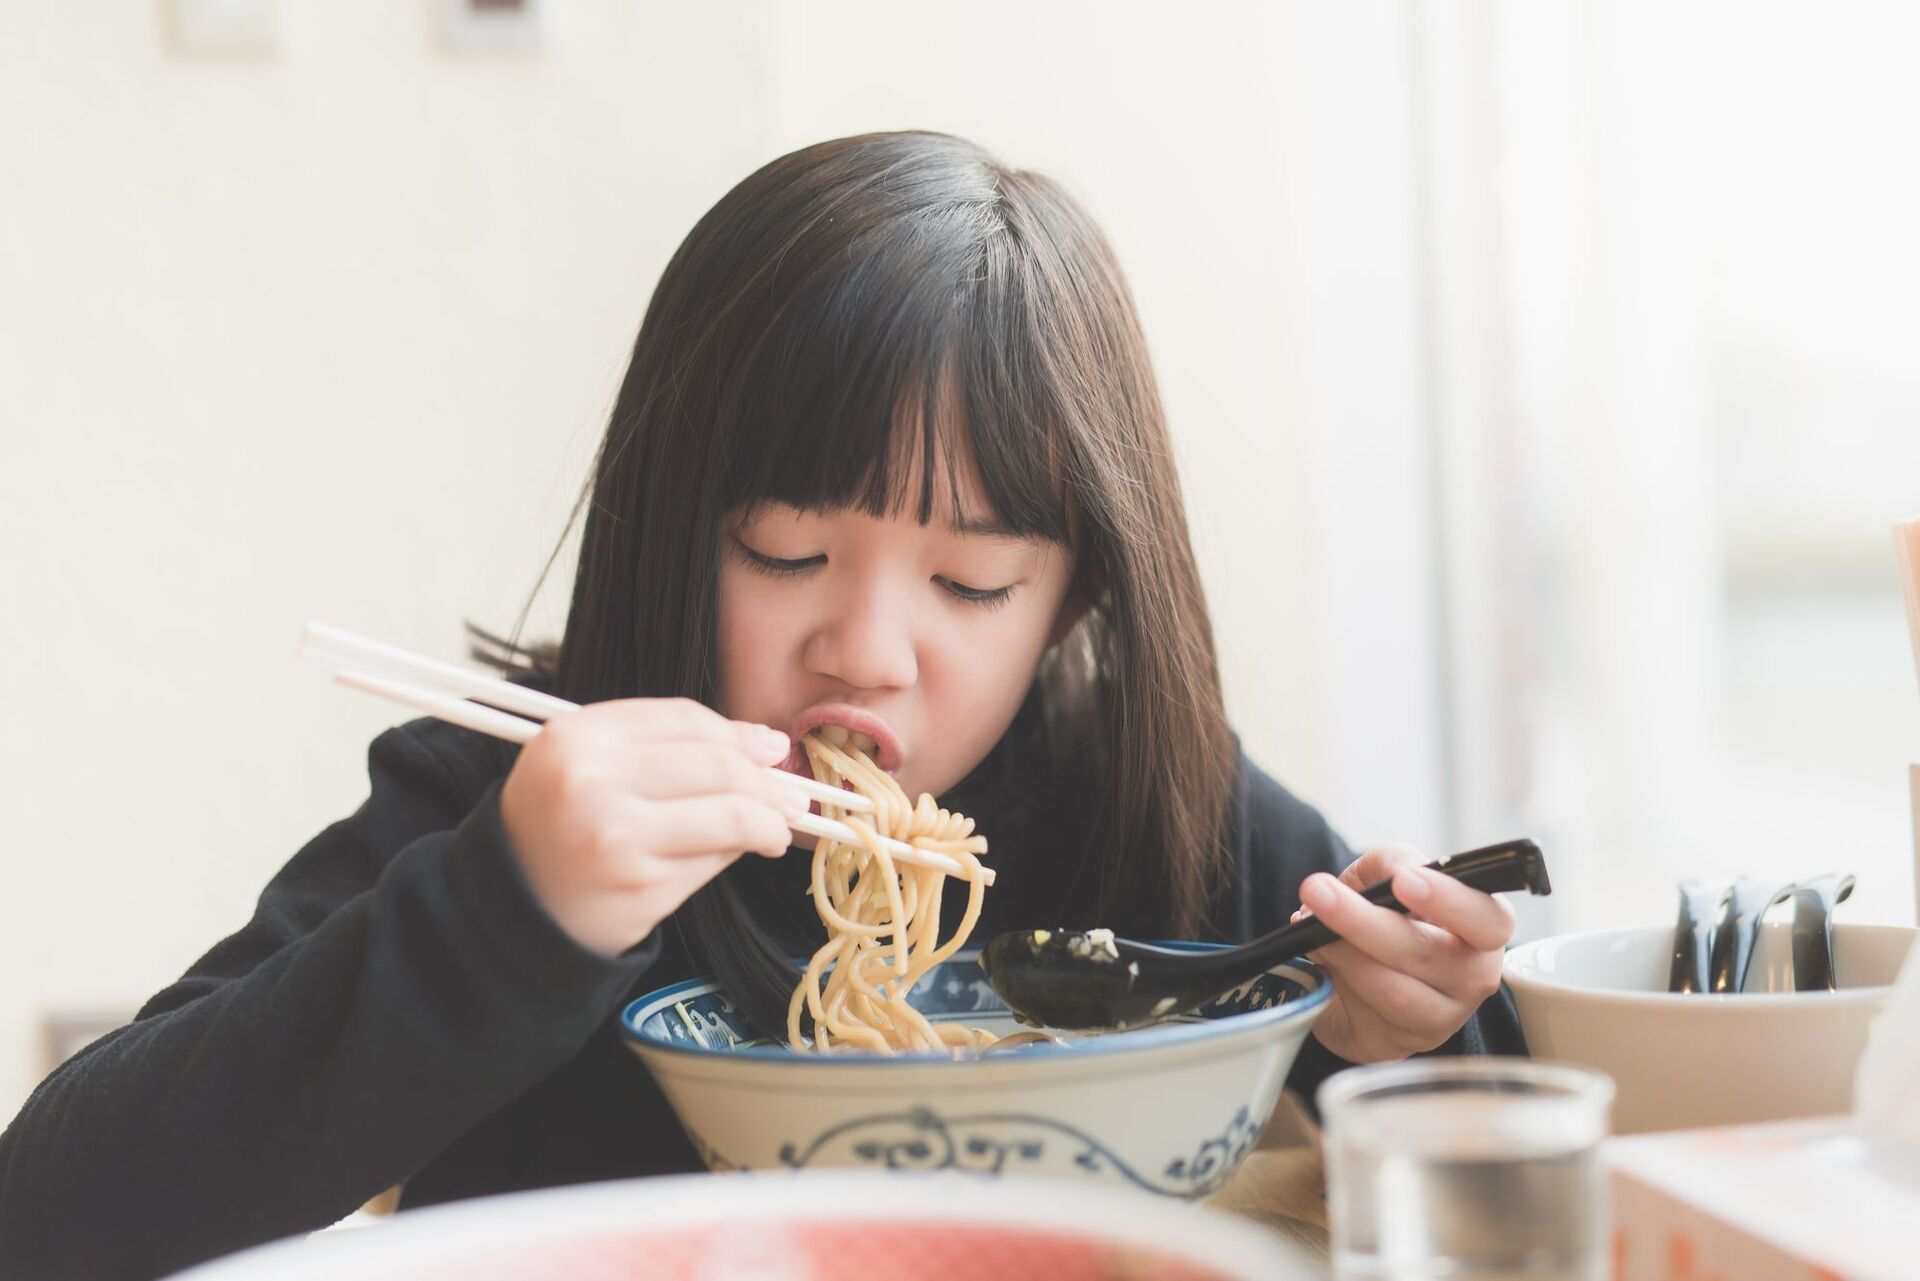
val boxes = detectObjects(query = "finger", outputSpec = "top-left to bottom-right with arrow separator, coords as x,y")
619,742 -> 807,815
730,720 -> 792,766
548,851 -> 746,956
579,696 -> 732,741
1306,877 -> 1506,1006
582,698 -> 790,764
651,849 -> 743,887
1299,872 -> 1461,976
639,793 -> 795,861
1318,948 -> 1465,1048
1337,841 -> 1426,890
616,850 -> 745,901
1391,864 -> 1518,954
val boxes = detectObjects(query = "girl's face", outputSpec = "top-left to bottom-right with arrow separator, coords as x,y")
716,465 -> 1076,802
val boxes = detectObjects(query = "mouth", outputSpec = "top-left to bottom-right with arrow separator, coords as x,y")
783,704 -> 906,777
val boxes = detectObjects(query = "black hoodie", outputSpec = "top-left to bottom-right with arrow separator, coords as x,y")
0,717 -> 1524,1280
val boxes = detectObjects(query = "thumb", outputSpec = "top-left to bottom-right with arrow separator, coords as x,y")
733,721 -> 793,767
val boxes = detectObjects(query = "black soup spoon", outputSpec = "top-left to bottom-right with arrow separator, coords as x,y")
980,838 -> 1553,1031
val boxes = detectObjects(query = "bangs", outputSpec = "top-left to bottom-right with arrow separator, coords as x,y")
717,219 -> 1077,546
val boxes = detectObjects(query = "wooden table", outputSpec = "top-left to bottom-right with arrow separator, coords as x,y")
1209,1144 -> 1332,1277
345,1135 -> 1338,1273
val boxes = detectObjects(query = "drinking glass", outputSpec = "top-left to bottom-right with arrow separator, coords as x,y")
1320,1057 -> 1614,1281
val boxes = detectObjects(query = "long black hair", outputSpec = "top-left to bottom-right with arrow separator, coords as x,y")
486,132 -> 1236,1035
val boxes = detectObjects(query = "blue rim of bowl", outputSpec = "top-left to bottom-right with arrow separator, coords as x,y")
619,942 -> 1331,1065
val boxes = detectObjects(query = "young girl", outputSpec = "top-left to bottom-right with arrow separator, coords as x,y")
0,131 -> 1522,1280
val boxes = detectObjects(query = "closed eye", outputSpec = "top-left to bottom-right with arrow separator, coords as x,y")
737,544 -> 823,577
936,576 -> 1015,608
737,539 -> 1015,607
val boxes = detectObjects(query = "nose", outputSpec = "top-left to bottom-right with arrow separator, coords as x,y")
802,584 -> 919,692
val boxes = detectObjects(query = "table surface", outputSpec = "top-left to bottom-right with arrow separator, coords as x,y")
1209,1145 -> 1332,1277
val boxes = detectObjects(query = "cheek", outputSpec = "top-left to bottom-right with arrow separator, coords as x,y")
916,592 -> 1068,780
714,564 -> 792,717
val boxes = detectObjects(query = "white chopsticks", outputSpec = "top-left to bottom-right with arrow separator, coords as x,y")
299,622 -> 992,885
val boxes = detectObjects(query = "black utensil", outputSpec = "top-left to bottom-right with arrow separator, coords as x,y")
1667,879 -> 1726,994
1708,876 -> 1795,994
1791,872 -> 1856,992
979,838 -> 1552,1031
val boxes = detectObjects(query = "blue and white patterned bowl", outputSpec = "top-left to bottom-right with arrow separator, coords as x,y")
619,945 -> 1330,1199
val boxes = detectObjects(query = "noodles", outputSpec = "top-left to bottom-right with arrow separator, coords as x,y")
785,733 -> 996,1055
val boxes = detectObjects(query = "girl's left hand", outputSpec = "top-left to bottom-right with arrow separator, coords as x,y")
1292,842 -> 1516,1065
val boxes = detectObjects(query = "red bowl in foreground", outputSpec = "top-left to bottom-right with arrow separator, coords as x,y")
165,1171 -> 1315,1281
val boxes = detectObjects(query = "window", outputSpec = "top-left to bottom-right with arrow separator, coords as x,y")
1424,1 -> 1920,931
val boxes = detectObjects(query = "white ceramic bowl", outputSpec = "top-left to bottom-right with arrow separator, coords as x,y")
1503,921 -> 1915,1134
619,946 -> 1330,1199
167,1170 -> 1317,1280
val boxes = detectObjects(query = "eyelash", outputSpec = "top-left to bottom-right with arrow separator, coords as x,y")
735,544 -> 1015,609
737,546 -> 822,578
935,577 -> 1015,608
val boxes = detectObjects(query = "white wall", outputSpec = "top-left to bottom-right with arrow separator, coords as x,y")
2,2 -> 1407,1115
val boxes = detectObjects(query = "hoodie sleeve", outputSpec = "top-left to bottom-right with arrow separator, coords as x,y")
0,720 -> 662,1281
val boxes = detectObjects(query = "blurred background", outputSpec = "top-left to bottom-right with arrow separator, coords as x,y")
4,0 -> 1919,1116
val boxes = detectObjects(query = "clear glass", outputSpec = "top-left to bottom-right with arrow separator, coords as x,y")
1320,1058 -> 1614,1281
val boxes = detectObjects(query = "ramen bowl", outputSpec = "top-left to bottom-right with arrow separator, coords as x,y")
1503,921 -> 1916,1134
167,1170 -> 1315,1280
619,946 -> 1330,1199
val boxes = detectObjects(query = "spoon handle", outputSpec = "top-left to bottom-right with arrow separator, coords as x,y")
1709,876 -> 1796,994
1252,838 -> 1550,964
1667,879 -> 1725,994
1790,872 -> 1855,992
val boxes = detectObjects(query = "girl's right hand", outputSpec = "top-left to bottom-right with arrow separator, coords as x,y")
497,698 -> 808,958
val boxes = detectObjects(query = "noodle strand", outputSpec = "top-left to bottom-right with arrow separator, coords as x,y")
785,733 -> 994,1055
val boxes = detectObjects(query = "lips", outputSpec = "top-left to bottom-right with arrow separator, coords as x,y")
784,704 -> 905,775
